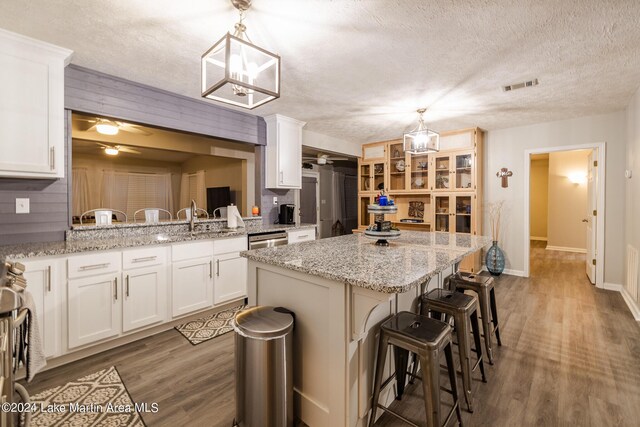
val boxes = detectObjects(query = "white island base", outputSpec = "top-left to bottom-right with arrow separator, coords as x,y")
247,260 -> 454,427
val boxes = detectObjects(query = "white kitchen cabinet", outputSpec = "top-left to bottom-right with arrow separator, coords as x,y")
213,253 -> 247,304
212,237 -> 248,305
287,228 -> 316,244
0,28 -> 72,178
265,114 -> 306,189
122,265 -> 167,332
68,272 -> 121,349
171,257 -> 213,317
22,259 -> 62,358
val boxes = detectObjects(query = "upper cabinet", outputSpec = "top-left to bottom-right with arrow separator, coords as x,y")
265,114 -> 306,189
0,29 -> 73,179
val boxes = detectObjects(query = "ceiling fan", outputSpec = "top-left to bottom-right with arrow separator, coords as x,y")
97,143 -> 142,156
302,153 -> 350,165
77,117 -> 152,136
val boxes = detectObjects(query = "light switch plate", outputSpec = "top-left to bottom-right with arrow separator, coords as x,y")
16,198 -> 29,214
273,197 -> 278,205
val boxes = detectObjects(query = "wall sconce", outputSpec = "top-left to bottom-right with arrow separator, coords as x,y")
496,168 -> 513,188
568,172 -> 587,185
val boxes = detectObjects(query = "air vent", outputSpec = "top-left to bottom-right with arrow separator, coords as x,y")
503,78 -> 539,92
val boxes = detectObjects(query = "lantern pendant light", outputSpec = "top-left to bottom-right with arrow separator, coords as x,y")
403,108 -> 440,154
201,0 -> 280,109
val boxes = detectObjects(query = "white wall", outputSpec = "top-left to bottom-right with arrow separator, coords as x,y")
626,86 -> 640,301
303,129 -> 361,157
484,111 -> 626,284
547,150 -> 590,251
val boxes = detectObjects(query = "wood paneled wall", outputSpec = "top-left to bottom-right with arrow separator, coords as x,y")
65,65 -> 266,146
0,65 -> 268,245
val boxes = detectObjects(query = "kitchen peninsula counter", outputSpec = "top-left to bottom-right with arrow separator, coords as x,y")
0,223 -> 316,261
242,231 -> 490,427
242,231 -> 490,293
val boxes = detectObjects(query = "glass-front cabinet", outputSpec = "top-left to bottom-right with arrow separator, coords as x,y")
388,141 -> 406,191
455,153 -> 473,190
387,141 -> 430,192
358,196 -> 373,229
410,152 -> 429,190
433,194 -> 474,233
358,160 -> 386,193
359,162 -> 372,193
430,150 -> 475,191
433,155 -> 451,190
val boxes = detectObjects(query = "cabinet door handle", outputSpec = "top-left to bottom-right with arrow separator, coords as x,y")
114,277 -> 118,301
298,234 -> 309,239
50,147 -> 55,171
216,259 -> 220,277
79,263 -> 109,271
131,256 -> 157,263
126,275 -> 130,298
209,260 -> 213,278
47,265 -> 52,292
279,171 -> 284,183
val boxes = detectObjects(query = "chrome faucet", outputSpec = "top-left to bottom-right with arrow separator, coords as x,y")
189,199 -> 197,232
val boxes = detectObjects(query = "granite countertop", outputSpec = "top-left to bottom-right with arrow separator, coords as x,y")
0,224 -> 316,261
241,231 -> 491,293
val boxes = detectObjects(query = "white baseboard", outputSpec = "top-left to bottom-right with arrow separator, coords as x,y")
603,282 -> 622,291
530,236 -> 548,241
503,268 -> 526,277
545,245 -> 587,254
480,265 -> 526,277
603,282 -> 640,321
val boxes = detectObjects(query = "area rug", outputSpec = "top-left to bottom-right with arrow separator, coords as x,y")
175,304 -> 245,345
27,366 -> 146,427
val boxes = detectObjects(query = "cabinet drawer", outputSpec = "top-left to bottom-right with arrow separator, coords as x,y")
287,228 -> 316,244
172,241 -> 214,262
68,252 -> 121,279
123,246 -> 167,270
213,236 -> 248,255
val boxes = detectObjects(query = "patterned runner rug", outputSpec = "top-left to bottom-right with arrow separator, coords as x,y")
27,366 -> 145,426
175,304 -> 245,345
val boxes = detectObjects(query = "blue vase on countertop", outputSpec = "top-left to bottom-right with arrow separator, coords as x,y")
486,241 -> 505,276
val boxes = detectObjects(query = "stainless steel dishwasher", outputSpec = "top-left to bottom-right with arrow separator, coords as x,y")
248,231 -> 288,250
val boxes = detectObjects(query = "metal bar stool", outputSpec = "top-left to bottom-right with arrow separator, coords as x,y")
369,312 -> 463,427
421,289 -> 486,413
450,273 -> 502,365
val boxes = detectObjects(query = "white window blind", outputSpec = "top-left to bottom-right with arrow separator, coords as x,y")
102,171 -> 173,220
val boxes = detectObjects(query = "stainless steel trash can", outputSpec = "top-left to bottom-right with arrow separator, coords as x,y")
233,306 -> 294,427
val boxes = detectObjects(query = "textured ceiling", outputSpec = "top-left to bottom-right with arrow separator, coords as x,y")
1,0 -> 639,144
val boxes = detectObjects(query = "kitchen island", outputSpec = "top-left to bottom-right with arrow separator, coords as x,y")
241,231 -> 491,427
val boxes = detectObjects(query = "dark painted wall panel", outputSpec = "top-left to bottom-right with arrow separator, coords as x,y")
65,65 -> 265,145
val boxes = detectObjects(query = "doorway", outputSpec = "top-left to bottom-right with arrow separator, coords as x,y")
300,171 -> 320,229
524,143 -> 605,287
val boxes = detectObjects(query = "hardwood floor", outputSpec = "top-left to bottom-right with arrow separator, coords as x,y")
376,241 -> 640,426
21,242 -> 640,426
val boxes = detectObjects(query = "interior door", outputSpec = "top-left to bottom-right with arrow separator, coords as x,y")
301,175 -> 318,226
586,149 -> 597,284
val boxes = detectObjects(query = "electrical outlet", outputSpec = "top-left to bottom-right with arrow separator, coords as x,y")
16,198 -> 29,214
273,196 -> 278,205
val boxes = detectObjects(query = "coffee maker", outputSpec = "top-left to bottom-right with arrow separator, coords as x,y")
278,204 -> 295,224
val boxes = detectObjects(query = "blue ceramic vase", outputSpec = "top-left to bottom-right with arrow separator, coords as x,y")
486,241 -> 505,276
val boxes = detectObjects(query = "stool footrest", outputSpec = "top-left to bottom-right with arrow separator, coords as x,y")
375,404 -> 421,427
